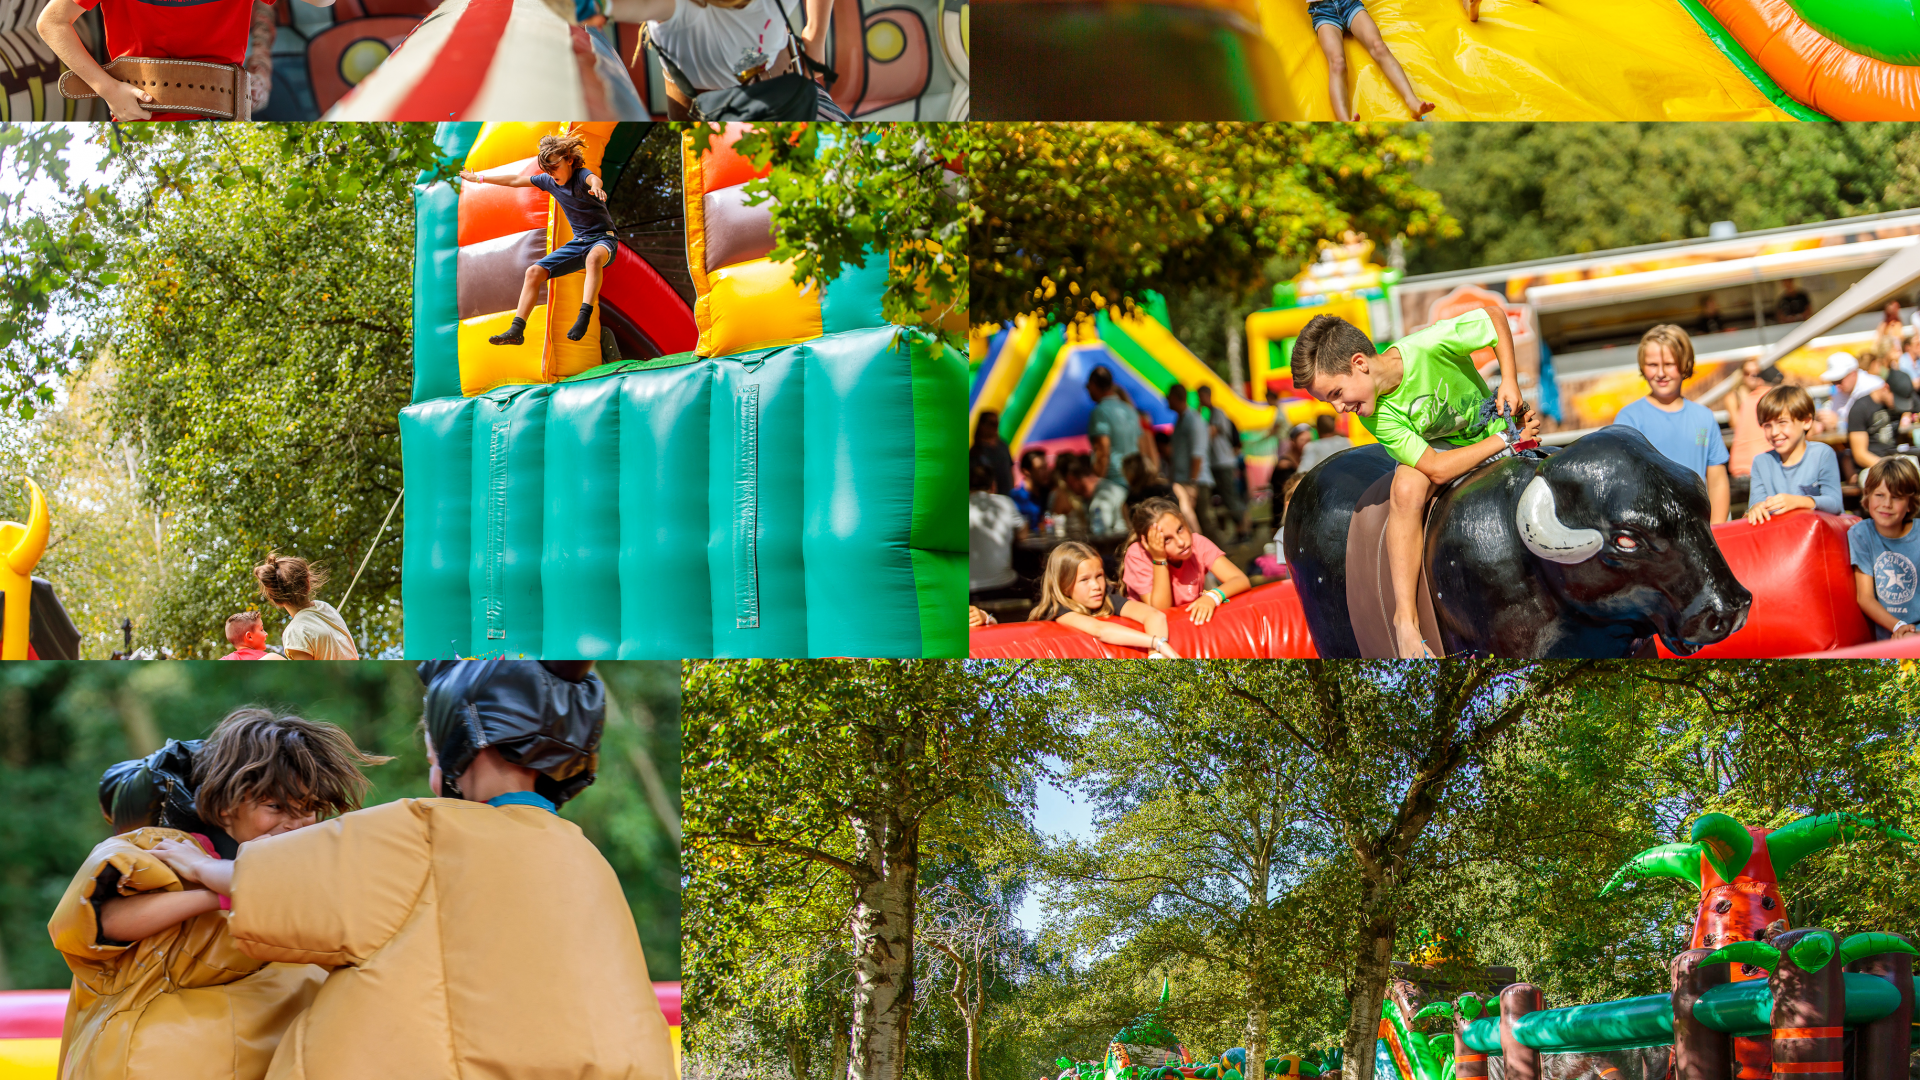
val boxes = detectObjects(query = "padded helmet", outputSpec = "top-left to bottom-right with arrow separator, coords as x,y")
418,660 -> 606,806
98,739 -> 238,858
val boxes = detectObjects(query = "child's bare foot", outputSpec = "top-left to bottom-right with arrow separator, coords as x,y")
1394,620 -> 1436,659
1413,101 -> 1435,118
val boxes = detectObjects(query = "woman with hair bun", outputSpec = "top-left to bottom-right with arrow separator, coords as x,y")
253,554 -> 357,660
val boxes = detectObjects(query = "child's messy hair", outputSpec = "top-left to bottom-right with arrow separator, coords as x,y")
224,612 -> 262,645
1755,385 -> 1815,426
1030,541 -> 1112,621
255,554 -> 325,610
192,708 -> 391,827
1862,457 -> 1920,528
1637,324 -> 1696,380
536,134 -> 589,174
1292,314 -> 1377,391
1125,496 -> 1184,560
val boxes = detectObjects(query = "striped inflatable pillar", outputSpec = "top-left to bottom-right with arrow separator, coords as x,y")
1451,994 -> 1488,1080
1766,929 -> 1844,1080
1497,984 -> 1543,1080
1671,948 -> 1733,1080
1844,935 -> 1911,1080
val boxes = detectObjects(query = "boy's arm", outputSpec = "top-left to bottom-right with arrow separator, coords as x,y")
460,170 -> 535,189
36,0 -> 154,119
1407,398 -> 1541,485
96,889 -> 222,943
1855,569 -> 1915,636
1483,307 -> 1523,415
151,839 -> 234,895
1813,448 -> 1844,514
1706,465 -> 1729,523
583,169 -> 606,202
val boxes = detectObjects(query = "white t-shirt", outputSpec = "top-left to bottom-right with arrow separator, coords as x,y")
969,492 -> 1022,591
283,600 -> 359,660
650,0 -> 794,92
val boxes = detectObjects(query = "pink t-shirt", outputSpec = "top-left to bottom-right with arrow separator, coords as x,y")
1123,534 -> 1226,607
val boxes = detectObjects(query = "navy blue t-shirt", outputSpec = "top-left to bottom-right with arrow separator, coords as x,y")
529,169 -> 615,238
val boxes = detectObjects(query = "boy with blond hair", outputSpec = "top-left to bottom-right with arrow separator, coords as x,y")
1612,324 -> 1729,522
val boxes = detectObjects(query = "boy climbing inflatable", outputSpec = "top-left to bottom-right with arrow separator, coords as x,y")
462,134 -> 617,348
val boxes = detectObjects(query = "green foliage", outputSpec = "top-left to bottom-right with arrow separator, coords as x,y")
0,660 -> 680,990
0,123 -> 439,657
1404,122 -> 1920,275
686,122 -> 970,337
969,123 -> 1455,326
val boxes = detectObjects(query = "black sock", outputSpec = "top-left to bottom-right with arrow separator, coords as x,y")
567,303 -> 594,342
490,315 -> 527,346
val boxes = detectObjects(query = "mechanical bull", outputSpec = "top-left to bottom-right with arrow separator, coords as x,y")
1284,426 -> 1751,658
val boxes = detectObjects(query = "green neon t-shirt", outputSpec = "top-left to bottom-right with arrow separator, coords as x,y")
1360,307 -> 1509,467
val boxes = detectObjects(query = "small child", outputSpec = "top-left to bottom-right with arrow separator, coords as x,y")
1612,325 -> 1730,522
218,612 -> 287,661
50,710 -> 388,1080
1308,0 -> 1435,122
1294,305 -> 1533,658
1030,542 -> 1181,657
1848,456 -> 1920,640
1744,385 -> 1842,525
462,133 -> 616,347
1122,496 -> 1250,627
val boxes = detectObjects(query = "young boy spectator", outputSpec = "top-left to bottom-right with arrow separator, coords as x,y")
1744,385 -> 1842,525
37,0 -> 298,119
1849,456 -> 1920,640
1308,0 -> 1435,122
1294,305 -> 1533,658
155,661 -> 677,1080
463,134 -> 616,347
1166,382 -> 1215,538
1611,325 -> 1729,522
218,612 -> 287,661
969,464 -> 1028,603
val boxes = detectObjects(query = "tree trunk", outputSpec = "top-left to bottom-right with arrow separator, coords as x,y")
1342,893 -> 1397,1080
1247,1002 -> 1269,1080
787,1026 -> 813,1080
1226,307 -> 1246,397
846,809 -> 917,1080
831,1007 -> 850,1080
964,1002 -> 982,1080
1246,835 -> 1272,1080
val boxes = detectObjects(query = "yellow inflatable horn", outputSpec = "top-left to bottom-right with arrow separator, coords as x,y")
1,477 -> 49,661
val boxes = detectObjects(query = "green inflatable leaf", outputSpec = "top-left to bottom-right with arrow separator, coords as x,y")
1702,939 -> 1782,972
1413,1002 -> 1453,1022
1691,814 -> 1755,885
1057,1057 -> 1073,1070
1837,932 -> 1919,966
1789,932 -> 1836,973
1459,995 -> 1486,1022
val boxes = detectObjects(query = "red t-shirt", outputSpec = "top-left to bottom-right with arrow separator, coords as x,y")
77,0 -> 271,119
219,647 -> 269,660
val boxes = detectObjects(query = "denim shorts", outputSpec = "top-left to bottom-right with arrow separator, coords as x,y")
537,232 -> 618,278
1307,0 -> 1366,31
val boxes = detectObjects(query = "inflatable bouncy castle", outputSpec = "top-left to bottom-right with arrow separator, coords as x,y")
0,479 -> 80,662
403,122 -> 964,659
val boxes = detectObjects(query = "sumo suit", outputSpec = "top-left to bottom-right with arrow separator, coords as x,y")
224,660 -> 676,1080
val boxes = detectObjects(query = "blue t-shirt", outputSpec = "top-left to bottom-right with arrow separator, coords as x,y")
1748,442 -> 1842,515
529,169 -> 616,239
1848,519 -> 1920,638
1087,395 -> 1141,484
1613,397 -> 1729,479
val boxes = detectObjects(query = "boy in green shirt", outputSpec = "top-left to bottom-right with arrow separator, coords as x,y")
1293,307 -> 1538,657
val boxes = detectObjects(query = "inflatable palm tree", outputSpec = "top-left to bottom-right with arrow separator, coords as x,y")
1602,812 -> 1913,1079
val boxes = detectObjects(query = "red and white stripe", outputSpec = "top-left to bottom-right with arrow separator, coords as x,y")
328,0 -> 611,119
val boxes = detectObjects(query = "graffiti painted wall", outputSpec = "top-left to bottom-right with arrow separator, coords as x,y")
0,0 -> 104,120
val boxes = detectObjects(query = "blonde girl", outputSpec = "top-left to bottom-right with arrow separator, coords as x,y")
1029,541 -> 1180,657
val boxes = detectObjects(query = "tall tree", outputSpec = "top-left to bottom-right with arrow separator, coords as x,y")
970,123 -> 1455,326
683,659 -> 1064,1080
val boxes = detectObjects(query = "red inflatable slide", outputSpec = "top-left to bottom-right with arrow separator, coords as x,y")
600,242 -> 698,358
971,510 -> 1892,659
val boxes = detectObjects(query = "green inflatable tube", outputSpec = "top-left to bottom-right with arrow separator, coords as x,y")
1669,0 -> 1830,120
1786,0 -> 1920,66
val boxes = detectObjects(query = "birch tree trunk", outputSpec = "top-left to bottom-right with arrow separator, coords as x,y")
831,1009 -> 850,1080
846,808 -> 917,1080
1341,889 -> 1397,1080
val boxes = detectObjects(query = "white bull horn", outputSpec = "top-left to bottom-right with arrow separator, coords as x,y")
1516,475 -> 1602,564
3,477 -> 48,576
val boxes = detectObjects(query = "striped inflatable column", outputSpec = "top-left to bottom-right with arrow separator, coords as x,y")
1843,935 -> 1911,1080
1497,984 -> 1542,1080
1671,948 -> 1733,1080
1766,930 -> 1844,1080
1450,994 -> 1488,1080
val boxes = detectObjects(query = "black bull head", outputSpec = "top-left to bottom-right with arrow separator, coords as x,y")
1284,426 -> 1752,658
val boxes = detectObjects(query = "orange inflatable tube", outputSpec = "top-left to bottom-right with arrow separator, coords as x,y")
1700,0 -> 1920,119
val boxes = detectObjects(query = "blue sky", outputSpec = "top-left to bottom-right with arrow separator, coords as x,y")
1016,758 -> 1098,934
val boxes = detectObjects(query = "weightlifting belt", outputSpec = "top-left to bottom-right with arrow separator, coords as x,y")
58,58 -> 250,120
